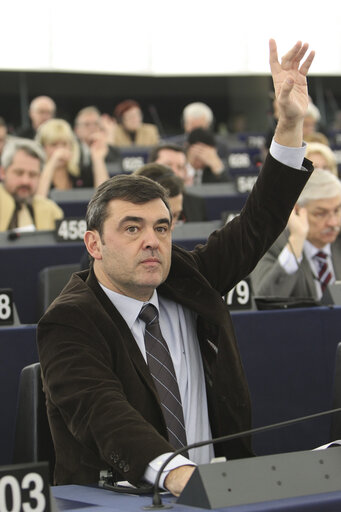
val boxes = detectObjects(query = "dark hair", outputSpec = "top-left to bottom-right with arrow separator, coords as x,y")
114,99 -> 141,121
187,128 -> 216,147
0,117 -> 7,128
86,173 -> 171,236
148,143 -> 186,163
135,163 -> 184,197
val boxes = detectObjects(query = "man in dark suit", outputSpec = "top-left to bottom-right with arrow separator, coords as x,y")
148,143 -> 208,221
251,168 -> 341,300
37,40 -> 314,497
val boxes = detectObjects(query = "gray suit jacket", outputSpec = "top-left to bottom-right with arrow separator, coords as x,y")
251,230 -> 341,299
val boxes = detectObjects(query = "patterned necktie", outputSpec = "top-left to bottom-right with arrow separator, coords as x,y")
7,201 -> 22,230
314,251 -> 332,293
139,303 -> 188,454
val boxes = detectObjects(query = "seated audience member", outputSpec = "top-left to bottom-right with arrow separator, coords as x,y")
0,139 -> 63,231
37,40 -> 314,495
304,131 -> 330,145
113,100 -> 159,147
303,100 -> 322,140
0,117 -> 9,158
35,119 -> 109,197
251,169 -> 341,301
186,128 -> 231,184
305,142 -> 338,177
166,102 -> 229,160
17,96 -> 56,139
134,163 -> 184,228
74,106 -> 121,171
264,96 -> 326,152
148,143 -> 208,221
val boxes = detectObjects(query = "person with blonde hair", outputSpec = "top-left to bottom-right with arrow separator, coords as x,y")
305,141 -> 338,177
36,118 -> 109,197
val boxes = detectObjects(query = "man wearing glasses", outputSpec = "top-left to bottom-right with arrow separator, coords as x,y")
251,168 -> 341,301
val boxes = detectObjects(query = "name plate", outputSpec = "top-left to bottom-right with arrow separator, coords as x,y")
0,289 -> 14,326
0,462 -> 50,512
225,278 -> 252,310
235,175 -> 258,194
55,218 -> 87,242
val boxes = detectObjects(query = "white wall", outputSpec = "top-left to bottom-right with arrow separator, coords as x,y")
1,0 -> 340,75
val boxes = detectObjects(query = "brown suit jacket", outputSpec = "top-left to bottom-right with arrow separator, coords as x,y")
37,153 -> 312,486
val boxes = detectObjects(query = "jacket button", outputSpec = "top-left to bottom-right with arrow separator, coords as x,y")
123,465 -> 130,473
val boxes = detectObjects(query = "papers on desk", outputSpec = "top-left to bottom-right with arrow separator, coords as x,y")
313,440 -> 341,450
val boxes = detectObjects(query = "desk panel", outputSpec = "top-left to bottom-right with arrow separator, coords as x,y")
0,326 -> 38,465
0,231 -> 84,324
50,185 -> 247,221
2,307 -> 341,469
51,484 -> 341,512
0,224 -> 219,324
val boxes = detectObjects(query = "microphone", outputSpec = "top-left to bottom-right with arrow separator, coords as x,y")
143,407 -> 341,510
148,105 -> 166,138
7,230 -> 20,241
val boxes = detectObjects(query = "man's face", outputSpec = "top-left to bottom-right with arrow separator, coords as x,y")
184,116 -> 210,133
0,126 -> 7,154
75,112 -> 101,145
29,98 -> 55,130
86,198 -> 172,301
303,115 -> 317,138
306,196 -> 341,248
1,150 -> 41,202
155,149 -> 187,181
168,194 -> 183,228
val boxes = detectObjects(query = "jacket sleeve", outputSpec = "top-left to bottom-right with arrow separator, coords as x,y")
250,236 -> 304,297
189,153 -> 313,296
37,297 -> 174,485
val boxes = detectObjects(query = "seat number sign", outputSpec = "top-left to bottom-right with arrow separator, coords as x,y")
55,218 -> 87,242
0,463 -> 50,512
0,289 -> 14,325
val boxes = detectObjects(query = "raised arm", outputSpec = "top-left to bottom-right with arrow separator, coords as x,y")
269,39 -> 315,147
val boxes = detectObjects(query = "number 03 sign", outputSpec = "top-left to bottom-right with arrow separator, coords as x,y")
0,463 -> 50,512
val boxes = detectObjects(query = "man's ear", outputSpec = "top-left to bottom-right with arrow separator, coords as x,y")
84,230 -> 102,260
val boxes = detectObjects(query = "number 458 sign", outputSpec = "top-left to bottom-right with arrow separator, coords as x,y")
0,463 -> 50,512
55,218 -> 87,242
0,289 -> 14,326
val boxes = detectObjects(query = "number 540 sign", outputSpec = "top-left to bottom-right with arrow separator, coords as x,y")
0,463 -> 50,512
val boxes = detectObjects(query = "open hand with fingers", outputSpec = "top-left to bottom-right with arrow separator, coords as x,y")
269,39 -> 315,147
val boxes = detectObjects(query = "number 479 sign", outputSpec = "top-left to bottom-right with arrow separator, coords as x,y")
225,278 -> 252,310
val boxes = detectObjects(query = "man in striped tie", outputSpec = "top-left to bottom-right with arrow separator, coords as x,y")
38,40 -> 315,497
252,168 -> 341,301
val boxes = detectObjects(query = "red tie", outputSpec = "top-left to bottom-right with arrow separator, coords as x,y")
314,251 -> 332,293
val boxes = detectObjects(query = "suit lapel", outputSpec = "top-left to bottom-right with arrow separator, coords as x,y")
332,238 -> 341,280
84,268 -> 162,400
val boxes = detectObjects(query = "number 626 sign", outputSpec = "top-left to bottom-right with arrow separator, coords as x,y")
0,462 -> 50,512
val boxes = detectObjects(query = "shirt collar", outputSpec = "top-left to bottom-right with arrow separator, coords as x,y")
98,283 -> 159,329
304,239 -> 332,259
